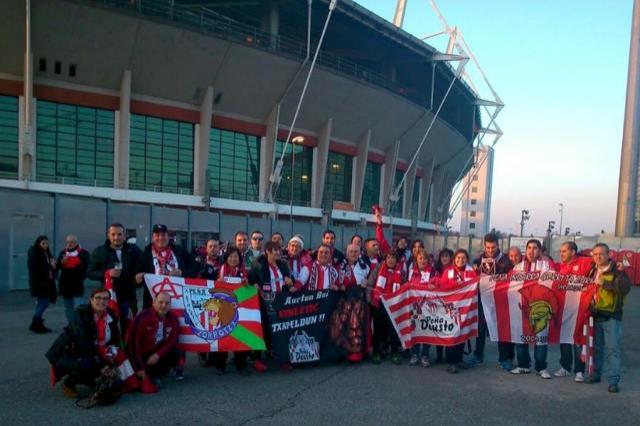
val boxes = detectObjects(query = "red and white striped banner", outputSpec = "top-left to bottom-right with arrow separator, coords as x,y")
479,272 -> 597,345
381,282 -> 479,349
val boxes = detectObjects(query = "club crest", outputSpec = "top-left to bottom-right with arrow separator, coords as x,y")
289,331 -> 320,363
183,286 -> 239,341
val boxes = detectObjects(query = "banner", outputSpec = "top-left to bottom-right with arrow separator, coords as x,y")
479,272 -> 597,345
145,274 -> 266,352
381,282 -> 479,349
268,287 -> 369,364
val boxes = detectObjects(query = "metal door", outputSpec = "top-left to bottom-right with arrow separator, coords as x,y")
9,213 -> 44,290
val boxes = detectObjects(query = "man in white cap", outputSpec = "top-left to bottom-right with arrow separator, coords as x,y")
282,235 -> 312,291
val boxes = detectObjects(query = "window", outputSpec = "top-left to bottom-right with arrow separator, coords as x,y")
411,177 -> 421,219
469,222 -> 476,229
472,175 -> 478,181
208,128 -> 260,201
470,211 -> 476,217
324,151 -> 353,206
471,186 -> 478,193
36,100 -> 114,186
360,161 -> 381,213
39,58 -> 47,72
130,114 -> 193,194
470,199 -> 477,205
0,96 -> 19,178
54,61 -> 61,74
69,64 -> 77,78
392,170 -> 405,217
274,140 -> 313,206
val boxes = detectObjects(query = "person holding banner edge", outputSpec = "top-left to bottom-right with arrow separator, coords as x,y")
407,249 -> 434,367
510,239 -> 556,379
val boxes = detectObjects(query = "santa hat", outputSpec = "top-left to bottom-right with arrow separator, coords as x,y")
289,235 -> 304,249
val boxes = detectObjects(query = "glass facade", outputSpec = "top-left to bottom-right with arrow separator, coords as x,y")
208,128 -> 260,201
0,96 -> 19,178
130,114 -> 193,194
36,100 -> 114,186
273,140 -> 313,206
392,169 -> 405,217
360,161 -> 381,213
324,151 -> 353,206
411,177 -> 421,220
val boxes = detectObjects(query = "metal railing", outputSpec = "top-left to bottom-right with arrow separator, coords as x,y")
34,174 -> 114,188
90,0 -> 470,136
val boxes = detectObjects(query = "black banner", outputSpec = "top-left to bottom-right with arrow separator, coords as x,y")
267,288 -> 369,364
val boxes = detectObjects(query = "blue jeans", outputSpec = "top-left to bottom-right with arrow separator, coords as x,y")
593,318 -> 623,385
411,344 -> 430,358
515,344 -> 548,372
34,298 -> 49,319
63,296 -> 84,323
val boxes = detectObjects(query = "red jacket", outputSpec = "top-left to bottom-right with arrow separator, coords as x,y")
371,263 -> 404,307
128,308 -> 179,371
557,256 -> 592,276
433,265 -> 478,290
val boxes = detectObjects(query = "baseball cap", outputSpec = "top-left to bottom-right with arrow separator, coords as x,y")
152,224 -> 168,234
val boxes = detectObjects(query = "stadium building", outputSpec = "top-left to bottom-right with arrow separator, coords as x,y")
0,0 -> 480,291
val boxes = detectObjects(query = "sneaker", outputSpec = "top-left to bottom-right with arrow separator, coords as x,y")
510,367 -> 531,375
372,353 -> 382,365
499,361 -> 514,371
574,372 -> 585,383
538,369 -> 552,379
420,356 -> 430,368
61,382 -> 78,398
554,367 -> 571,377
174,369 -> 185,381
409,355 -> 419,366
253,359 -> 268,373
391,353 -> 402,365
608,384 -> 620,393
446,364 -> 458,374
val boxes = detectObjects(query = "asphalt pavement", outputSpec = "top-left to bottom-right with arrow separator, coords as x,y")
1,288 -> 638,425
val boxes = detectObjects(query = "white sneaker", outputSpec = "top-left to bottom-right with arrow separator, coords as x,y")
510,367 -> 531,375
409,354 -> 419,366
420,356 -> 430,368
538,369 -> 552,379
574,372 -> 585,383
554,367 -> 571,377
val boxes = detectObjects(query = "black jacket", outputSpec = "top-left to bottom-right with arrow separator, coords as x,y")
473,251 -> 513,275
138,243 -> 195,308
88,241 -> 142,302
45,304 -> 120,382
56,246 -> 90,298
27,246 -> 56,301
248,255 -> 291,287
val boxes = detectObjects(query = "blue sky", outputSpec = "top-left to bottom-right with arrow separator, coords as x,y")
355,0 -> 634,236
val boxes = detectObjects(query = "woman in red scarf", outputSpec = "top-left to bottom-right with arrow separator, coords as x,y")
433,249 -> 478,373
46,287 -> 139,398
209,247 -> 251,374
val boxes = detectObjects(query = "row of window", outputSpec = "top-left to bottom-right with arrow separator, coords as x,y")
2,97 -> 425,215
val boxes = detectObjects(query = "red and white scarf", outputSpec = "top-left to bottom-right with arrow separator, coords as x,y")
268,263 -> 286,292
103,270 -> 120,317
61,246 -> 83,269
218,264 -> 246,282
408,264 -> 432,284
306,261 -> 339,291
342,262 -> 370,288
152,245 -> 178,275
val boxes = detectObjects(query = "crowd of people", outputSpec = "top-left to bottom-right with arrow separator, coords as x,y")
28,211 -> 631,401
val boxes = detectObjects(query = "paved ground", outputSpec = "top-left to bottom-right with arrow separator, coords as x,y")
1,288 -> 639,425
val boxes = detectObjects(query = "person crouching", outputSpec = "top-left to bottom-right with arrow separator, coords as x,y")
127,292 -> 179,393
46,287 -> 139,398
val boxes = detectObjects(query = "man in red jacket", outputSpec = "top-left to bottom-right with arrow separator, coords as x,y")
128,292 -> 179,393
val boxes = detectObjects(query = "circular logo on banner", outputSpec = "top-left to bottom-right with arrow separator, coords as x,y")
183,287 -> 239,341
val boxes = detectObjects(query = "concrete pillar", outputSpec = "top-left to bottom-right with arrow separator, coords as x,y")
194,87 -> 213,196
428,170 -> 445,223
402,161 -> 417,219
260,103 -> 279,202
382,140 -> 400,212
418,158 -> 435,222
269,0 -> 280,49
439,176 -> 456,224
312,118 -> 332,208
352,130 -> 371,211
616,0 -> 640,236
114,70 -> 131,189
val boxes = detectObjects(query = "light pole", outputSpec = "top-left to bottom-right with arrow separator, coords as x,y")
520,209 -> 530,237
290,136 -> 304,219
558,203 -> 564,236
